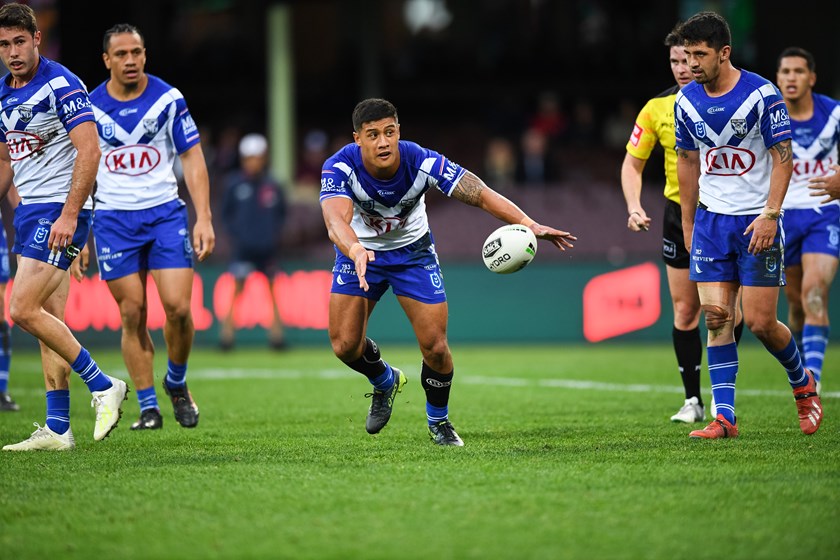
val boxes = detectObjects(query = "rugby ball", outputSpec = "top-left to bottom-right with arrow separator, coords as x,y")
482,224 -> 538,274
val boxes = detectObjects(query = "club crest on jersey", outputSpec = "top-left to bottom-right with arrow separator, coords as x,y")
17,105 -> 33,123
102,122 -> 115,140
694,122 -> 706,138
819,137 -> 834,151
730,119 -> 748,139
143,118 -> 159,136
765,256 -> 777,273
399,197 -> 417,209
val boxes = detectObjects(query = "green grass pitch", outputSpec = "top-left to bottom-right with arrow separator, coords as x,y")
1,343 -> 838,559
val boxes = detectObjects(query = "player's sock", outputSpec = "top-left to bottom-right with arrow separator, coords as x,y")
369,364 -> 395,391
707,343 -> 738,424
71,347 -> 112,392
45,389 -> 70,435
765,335 -> 808,388
421,363 -> 453,426
136,386 -> 159,412
734,320 -> 745,346
164,360 -> 188,388
344,337 -> 390,385
791,330 -> 803,354
0,321 -> 10,393
673,326 -> 702,404
802,324 -> 829,384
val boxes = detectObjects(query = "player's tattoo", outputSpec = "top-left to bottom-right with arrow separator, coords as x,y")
771,139 -> 792,163
676,148 -> 690,159
452,172 -> 484,206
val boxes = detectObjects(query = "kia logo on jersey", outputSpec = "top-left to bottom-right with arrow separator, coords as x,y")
105,144 -> 162,176
704,146 -> 755,176
5,130 -> 44,161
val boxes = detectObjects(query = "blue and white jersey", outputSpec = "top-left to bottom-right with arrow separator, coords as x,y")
0,56 -> 95,207
90,74 -> 200,211
320,140 -> 467,251
785,93 -> 840,209
675,69 -> 792,215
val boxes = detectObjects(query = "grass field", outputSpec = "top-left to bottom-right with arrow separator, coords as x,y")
1,342 -> 838,560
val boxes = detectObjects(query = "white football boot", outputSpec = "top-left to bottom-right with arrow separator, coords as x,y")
670,396 -> 705,423
3,423 -> 75,451
91,376 -> 128,441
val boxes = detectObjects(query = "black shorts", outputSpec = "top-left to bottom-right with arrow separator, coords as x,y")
662,199 -> 689,269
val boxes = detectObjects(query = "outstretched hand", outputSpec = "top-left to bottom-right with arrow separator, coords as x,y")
527,223 -> 577,251
349,243 -> 375,291
808,165 -> 840,203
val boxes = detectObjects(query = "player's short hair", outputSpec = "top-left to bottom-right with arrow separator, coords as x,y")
103,23 -> 145,53
352,99 -> 398,132
663,29 -> 681,48
777,47 -> 816,72
0,3 -> 37,36
674,11 -> 731,51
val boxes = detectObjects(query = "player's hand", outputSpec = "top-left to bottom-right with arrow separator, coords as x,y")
528,223 -> 577,251
349,242 -> 374,291
48,212 -> 77,254
808,165 -> 840,203
627,210 -> 651,232
69,245 -> 90,282
744,214 -> 778,255
193,219 -> 216,262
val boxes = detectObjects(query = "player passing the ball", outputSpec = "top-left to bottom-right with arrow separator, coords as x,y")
674,12 -> 822,439
320,98 -> 575,446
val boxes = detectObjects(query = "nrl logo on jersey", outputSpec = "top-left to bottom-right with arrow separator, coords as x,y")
143,118 -> 159,136
102,122 -> 116,140
730,119 -> 748,139
694,122 -> 706,138
17,105 -> 33,123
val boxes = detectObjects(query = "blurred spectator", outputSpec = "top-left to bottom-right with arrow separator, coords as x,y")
603,98 -> 639,151
483,136 -> 516,191
220,133 -> 288,351
295,128 -> 330,193
517,127 -> 557,185
528,91 -> 568,143
568,99 -> 600,147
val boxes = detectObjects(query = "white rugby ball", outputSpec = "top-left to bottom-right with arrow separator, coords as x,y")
482,224 -> 538,274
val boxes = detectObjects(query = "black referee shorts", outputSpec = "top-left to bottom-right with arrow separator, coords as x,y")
662,199 -> 690,269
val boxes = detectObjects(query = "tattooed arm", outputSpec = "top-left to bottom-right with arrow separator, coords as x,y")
744,139 -> 793,254
451,171 -> 576,250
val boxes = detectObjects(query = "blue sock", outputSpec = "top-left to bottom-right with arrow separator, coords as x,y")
136,386 -> 159,412
71,348 -> 112,392
426,404 -> 448,426
791,330 -> 803,354
802,325 -> 829,383
708,343 -> 738,424
46,390 -> 70,434
165,360 -> 188,388
766,336 -> 807,388
0,321 -> 10,393
370,364 -> 394,391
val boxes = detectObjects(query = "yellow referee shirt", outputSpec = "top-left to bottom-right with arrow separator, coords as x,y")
625,85 -> 680,204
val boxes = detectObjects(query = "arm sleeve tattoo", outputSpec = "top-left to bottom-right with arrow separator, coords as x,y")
452,172 -> 484,206
771,139 -> 792,163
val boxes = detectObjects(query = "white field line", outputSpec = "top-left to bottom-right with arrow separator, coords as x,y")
11,368 -> 837,399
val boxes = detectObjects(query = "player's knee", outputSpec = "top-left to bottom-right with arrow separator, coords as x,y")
419,338 -> 451,370
119,301 -> 148,330
329,335 -> 362,362
701,304 -> 731,332
162,300 -> 192,325
803,284 -> 828,320
673,300 -> 701,329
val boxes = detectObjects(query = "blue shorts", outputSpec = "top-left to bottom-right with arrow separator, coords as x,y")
0,224 -> 8,282
12,202 -> 91,271
331,231 -> 447,304
781,206 -> 840,266
93,199 -> 193,281
689,207 -> 785,287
